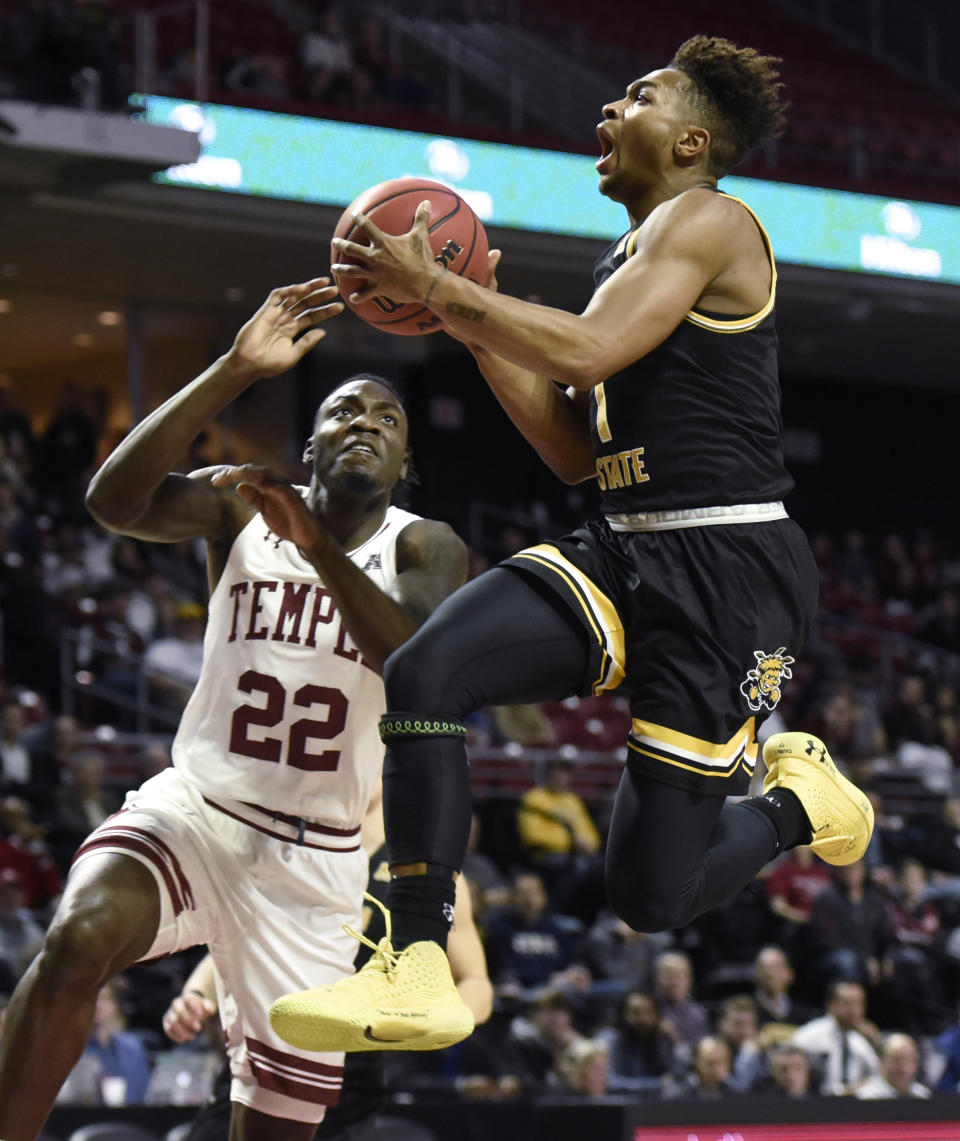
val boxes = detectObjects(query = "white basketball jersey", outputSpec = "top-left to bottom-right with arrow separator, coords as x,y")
172,499 -> 422,829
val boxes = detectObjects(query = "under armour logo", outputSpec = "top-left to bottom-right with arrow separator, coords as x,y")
442,902 -> 455,925
805,739 -> 826,761
264,530 -> 282,549
363,554 -> 382,571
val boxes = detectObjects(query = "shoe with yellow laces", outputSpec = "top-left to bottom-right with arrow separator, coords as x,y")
762,731 -> 874,865
269,893 -> 475,1053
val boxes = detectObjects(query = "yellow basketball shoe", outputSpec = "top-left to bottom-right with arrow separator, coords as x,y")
269,893 -> 475,1053
762,732 -> 874,866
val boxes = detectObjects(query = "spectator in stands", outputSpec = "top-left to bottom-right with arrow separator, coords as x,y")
691,877 -> 780,999
48,749 -> 123,871
482,870 -> 587,1001
506,989 -> 580,1091
81,979 -> 152,1105
0,384 -> 36,480
932,995 -> 960,1093
758,1042 -> 813,1099
884,674 -> 939,750
584,909 -> 672,998
884,857 -> 948,1035
0,701 -> 34,803
811,684 -> 886,763
461,812 -> 509,918
23,713 -> 76,818
916,590 -> 960,655
223,51 -> 292,101
300,9 -> 354,104
752,944 -> 818,1029
141,600 -> 206,713
806,862 -> 892,996
516,757 -> 601,909
596,989 -> 676,1095
715,994 -> 764,1092
792,981 -> 881,1095
0,477 -> 39,563
54,1050 -> 104,1107
353,15 -> 389,98
34,380 -> 98,522
139,741 -> 172,782
493,703 -> 558,747
835,531 -> 873,592
897,796 -> 960,876
0,797 -> 61,917
765,844 -> 832,939
0,867 -> 44,986
855,1032 -> 930,1099
144,537 -> 208,607
40,521 -> 113,600
933,681 -> 960,765
652,951 -> 710,1050
875,533 -> 916,603
666,1035 -> 739,1101
553,1035 -> 609,1095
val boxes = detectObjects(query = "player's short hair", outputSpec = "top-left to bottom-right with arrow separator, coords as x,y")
669,35 -> 788,177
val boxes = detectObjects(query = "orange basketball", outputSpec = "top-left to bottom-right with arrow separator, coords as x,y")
332,177 -> 489,336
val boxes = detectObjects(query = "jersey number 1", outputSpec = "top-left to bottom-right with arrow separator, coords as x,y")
229,669 -> 346,771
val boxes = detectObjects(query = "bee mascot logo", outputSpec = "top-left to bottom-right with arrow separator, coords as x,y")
740,647 -> 794,712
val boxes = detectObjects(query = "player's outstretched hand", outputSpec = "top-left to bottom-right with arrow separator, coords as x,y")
331,201 -> 438,305
212,464 -> 324,553
162,992 -> 217,1044
227,279 -> 343,379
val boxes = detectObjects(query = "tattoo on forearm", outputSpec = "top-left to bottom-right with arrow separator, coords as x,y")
424,270 -> 444,306
446,301 -> 486,323
411,236 -> 426,258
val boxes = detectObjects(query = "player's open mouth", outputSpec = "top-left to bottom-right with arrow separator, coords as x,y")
595,126 -> 616,173
343,441 -> 378,457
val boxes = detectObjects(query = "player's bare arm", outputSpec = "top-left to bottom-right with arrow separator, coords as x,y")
162,954 -> 218,1044
447,873 -> 494,1024
85,280 -> 343,545
332,192 -> 759,390
449,250 -> 595,484
212,465 -> 468,672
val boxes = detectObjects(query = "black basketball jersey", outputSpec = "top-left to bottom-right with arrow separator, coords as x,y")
588,193 -> 794,515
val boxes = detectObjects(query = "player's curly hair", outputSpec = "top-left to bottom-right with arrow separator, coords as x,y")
669,35 -> 788,177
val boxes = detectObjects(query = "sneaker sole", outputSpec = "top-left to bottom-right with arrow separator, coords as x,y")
270,1002 -> 474,1053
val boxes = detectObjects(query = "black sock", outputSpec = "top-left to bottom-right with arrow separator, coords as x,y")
387,871 -> 457,951
741,788 -> 813,852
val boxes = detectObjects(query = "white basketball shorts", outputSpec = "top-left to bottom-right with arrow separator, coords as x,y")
73,767 -> 368,1123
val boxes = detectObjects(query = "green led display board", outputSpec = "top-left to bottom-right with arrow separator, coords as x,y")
136,96 -> 960,285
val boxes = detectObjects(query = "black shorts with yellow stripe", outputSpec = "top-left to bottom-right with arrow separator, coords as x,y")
503,516 -> 819,796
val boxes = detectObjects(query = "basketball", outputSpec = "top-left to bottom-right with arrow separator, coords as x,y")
331,177 -> 489,336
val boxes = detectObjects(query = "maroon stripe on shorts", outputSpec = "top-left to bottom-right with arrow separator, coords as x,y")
74,831 -> 188,916
246,1036 -> 344,1077
245,1037 -> 343,1106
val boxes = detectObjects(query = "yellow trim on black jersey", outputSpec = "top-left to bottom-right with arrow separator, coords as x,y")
511,544 -> 625,695
616,195 -> 776,336
595,382 -> 612,442
628,716 -> 758,778
614,228 -> 641,259
683,195 -> 777,333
